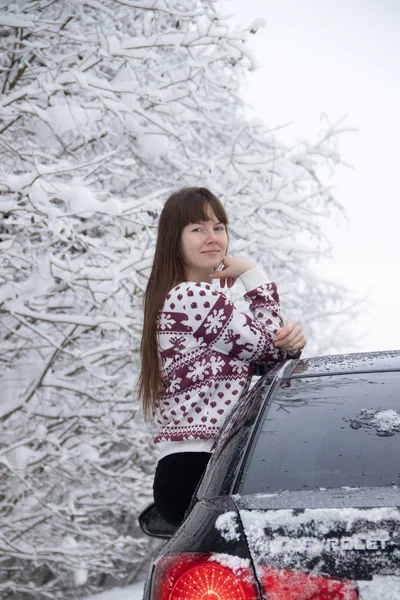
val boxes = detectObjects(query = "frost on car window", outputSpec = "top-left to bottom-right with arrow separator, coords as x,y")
348,409 -> 400,436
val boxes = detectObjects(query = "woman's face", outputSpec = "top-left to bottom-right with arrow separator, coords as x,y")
180,206 -> 228,282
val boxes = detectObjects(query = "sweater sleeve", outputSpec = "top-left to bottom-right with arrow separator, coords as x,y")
182,273 -> 288,364
239,266 -> 285,334
241,267 -> 302,360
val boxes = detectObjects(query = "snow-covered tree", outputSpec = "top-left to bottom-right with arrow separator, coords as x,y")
0,0 -> 354,596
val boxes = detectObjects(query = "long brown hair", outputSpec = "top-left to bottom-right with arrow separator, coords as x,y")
138,187 -> 229,418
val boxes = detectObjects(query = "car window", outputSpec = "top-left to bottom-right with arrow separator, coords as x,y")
239,371 -> 400,494
197,373 -> 274,498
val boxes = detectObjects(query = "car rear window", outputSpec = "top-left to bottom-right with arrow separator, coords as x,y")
239,371 -> 400,494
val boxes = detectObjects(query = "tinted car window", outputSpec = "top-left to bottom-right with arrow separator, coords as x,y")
239,371 -> 400,494
197,374 -> 274,498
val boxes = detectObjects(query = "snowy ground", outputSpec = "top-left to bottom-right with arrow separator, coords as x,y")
80,581 -> 144,600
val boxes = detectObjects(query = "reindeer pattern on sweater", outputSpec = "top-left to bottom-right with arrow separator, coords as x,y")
154,268 -> 290,444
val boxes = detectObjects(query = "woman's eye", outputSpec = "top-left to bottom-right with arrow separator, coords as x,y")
215,226 -> 225,231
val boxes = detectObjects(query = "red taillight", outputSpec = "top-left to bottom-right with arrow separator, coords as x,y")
151,553 -> 259,600
151,554 -> 359,600
260,567 -> 359,600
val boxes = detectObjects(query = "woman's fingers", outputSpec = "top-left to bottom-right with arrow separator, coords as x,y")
219,276 -> 237,289
285,335 -> 307,350
274,322 -> 296,346
210,256 -> 256,280
275,322 -> 307,350
211,266 -> 238,280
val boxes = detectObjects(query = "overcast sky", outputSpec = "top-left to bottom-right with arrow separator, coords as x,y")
223,0 -> 400,353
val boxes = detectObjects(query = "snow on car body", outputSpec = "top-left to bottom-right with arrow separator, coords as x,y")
140,350 -> 400,599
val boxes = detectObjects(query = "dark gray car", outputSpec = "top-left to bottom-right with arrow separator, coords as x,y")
140,350 -> 400,599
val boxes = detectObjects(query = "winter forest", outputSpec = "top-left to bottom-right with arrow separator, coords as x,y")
0,0 -> 355,598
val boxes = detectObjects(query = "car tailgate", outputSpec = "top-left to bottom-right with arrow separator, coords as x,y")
234,488 -> 400,599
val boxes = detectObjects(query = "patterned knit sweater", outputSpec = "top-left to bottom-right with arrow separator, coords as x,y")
154,267 -> 293,447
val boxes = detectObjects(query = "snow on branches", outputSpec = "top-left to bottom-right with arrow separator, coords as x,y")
1,0 -> 353,596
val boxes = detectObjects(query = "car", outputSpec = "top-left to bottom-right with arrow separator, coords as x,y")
139,350 -> 400,599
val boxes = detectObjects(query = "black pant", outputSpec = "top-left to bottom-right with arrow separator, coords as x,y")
153,452 -> 211,527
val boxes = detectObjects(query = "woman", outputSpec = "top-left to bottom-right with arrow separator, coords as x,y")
138,187 -> 306,526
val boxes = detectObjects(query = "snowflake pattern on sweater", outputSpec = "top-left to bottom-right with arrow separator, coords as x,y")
154,270 -> 291,444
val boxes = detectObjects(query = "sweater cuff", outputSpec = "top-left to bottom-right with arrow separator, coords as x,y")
287,348 -> 302,359
239,266 -> 271,292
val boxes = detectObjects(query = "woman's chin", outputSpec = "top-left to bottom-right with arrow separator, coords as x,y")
209,260 -> 223,272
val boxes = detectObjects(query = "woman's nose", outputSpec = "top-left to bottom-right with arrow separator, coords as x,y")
206,229 -> 217,243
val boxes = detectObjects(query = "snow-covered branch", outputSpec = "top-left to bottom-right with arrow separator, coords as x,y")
0,0 -> 356,596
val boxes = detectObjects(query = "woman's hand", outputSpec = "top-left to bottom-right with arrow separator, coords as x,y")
209,256 -> 256,288
274,321 -> 306,351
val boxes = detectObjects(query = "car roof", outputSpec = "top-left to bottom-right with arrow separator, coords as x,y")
197,350 -> 400,500
290,349 -> 400,378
